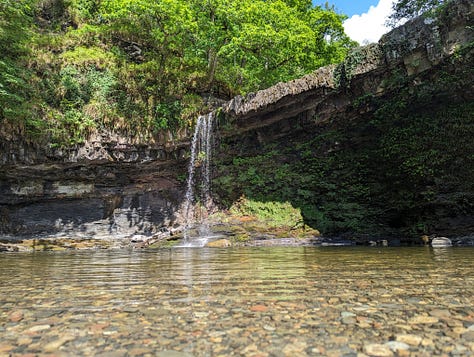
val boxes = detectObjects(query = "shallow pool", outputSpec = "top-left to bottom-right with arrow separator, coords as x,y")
1,247 -> 473,356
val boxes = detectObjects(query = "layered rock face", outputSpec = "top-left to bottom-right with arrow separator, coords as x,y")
221,0 -> 473,127
1,0 -> 473,241
214,0 -> 474,240
0,134 -> 190,240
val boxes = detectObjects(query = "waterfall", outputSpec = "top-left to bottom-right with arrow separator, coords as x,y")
182,112 -> 214,244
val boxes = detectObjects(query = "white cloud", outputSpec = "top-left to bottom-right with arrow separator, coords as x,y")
343,0 -> 395,45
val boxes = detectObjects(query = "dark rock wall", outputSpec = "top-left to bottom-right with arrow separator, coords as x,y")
0,159 -> 186,239
213,0 -> 474,240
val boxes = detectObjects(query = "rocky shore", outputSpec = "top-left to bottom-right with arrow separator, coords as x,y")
2,223 -> 474,253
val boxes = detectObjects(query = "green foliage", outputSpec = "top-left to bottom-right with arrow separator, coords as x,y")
69,0 -> 101,22
388,0 -> 445,27
230,197 -> 304,229
214,46 -> 474,239
0,0 -> 34,121
60,46 -> 115,68
1,0 -> 356,146
152,101 -> 183,131
193,0 -> 354,94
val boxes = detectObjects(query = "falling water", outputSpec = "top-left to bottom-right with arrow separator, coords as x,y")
182,112 -> 215,245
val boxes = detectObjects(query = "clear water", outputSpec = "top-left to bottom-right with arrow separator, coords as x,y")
1,247 -> 473,356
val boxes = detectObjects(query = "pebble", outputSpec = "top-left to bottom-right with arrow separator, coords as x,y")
409,315 -> 439,324
396,334 -> 422,346
263,324 -> 275,331
385,341 -> 410,352
0,344 -> 15,353
8,310 -> 24,322
250,305 -> 268,312
341,311 -> 357,318
0,248 -> 473,356
364,343 -> 394,356
429,309 -> 451,318
26,324 -> 51,333
462,331 -> 474,342
342,317 -> 356,324
194,311 -> 210,318
43,335 -> 73,352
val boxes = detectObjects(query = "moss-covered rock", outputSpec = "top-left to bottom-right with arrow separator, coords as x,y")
212,1 -> 474,241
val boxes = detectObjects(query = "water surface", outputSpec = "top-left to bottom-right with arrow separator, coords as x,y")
1,247 -> 473,356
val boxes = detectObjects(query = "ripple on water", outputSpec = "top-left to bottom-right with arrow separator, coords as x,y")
0,247 -> 473,356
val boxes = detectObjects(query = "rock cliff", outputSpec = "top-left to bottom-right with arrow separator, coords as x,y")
221,0 -> 473,128
214,0 -> 474,242
1,0 -> 473,243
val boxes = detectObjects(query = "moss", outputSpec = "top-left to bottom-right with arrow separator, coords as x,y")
213,47 -> 474,240
229,197 -> 303,229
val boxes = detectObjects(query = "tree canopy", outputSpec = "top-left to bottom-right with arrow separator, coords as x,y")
0,0 -> 34,122
1,0 -> 356,146
388,0 -> 446,26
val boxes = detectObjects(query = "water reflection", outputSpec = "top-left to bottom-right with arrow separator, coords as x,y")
1,247 -> 473,356
431,246 -> 456,261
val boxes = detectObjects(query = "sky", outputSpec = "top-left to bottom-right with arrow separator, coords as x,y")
315,0 -> 396,44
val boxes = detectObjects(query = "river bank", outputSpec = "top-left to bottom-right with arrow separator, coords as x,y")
2,222 -> 474,253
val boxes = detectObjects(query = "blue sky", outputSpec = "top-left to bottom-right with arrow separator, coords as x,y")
313,0 -> 396,44
314,0 -> 379,17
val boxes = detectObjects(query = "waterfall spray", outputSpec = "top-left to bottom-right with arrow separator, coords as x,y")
183,112 -> 214,242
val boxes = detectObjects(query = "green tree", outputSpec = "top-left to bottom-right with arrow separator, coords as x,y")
388,0 -> 445,26
1,0 -> 356,145
191,0 -> 354,95
98,0 -> 197,131
0,0 -> 34,121
94,0 -> 354,129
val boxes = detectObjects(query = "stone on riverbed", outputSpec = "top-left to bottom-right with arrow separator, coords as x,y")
8,310 -> 24,322
431,237 -> 452,247
364,343 -> 394,356
385,341 -> 410,352
409,315 -> 439,325
396,334 -> 423,346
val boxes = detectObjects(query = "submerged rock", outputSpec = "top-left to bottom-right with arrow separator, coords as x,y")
431,237 -> 453,248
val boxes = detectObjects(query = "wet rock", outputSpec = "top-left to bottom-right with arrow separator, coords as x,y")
0,344 -> 15,354
263,324 -> 276,331
249,305 -> 268,312
396,334 -> 422,346
123,307 -> 139,313
462,331 -> 474,342
43,335 -> 74,352
431,237 -> 452,247
364,343 -> 394,356
385,341 -> 410,352
282,341 -> 307,356
8,310 -> 24,322
128,347 -> 154,356
155,350 -> 194,357
341,311 -> 357,318
409,315 -> 439,325
26,324 -> 51,333
429,309 -> 451,319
